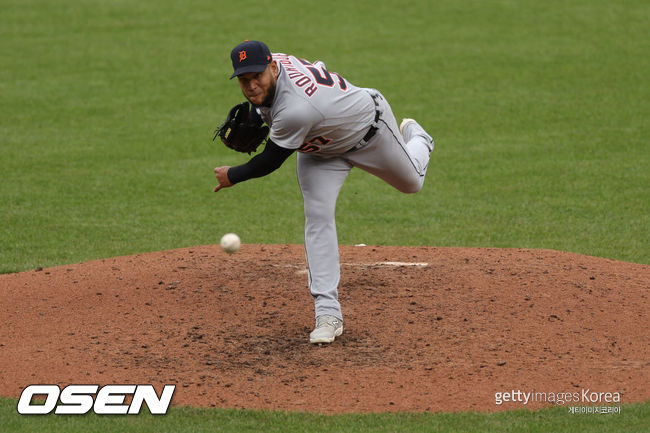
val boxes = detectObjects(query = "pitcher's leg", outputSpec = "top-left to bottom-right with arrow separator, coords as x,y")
400,118 -> 434,176
297,153 -> 352,320
346,91 -> 434,193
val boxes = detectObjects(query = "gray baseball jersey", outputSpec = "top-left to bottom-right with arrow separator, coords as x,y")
257,53 -> 376,157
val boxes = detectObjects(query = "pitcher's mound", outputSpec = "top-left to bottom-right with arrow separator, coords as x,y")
1,245 -> 648,413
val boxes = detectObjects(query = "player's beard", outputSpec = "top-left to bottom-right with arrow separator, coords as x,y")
258,82 -> 276,108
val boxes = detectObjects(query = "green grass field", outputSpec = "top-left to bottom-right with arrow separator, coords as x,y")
1,0 -> 648,430
2,398 -> 649,433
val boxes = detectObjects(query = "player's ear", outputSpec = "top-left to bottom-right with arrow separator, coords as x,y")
270,61 -> 278,78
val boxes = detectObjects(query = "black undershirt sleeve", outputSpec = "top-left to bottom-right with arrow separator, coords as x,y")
227,139 -> 295,184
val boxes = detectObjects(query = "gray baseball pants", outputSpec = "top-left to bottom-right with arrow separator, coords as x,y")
297,90 -> 434,320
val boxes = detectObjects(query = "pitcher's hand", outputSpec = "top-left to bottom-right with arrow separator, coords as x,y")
214,166 -> 232,192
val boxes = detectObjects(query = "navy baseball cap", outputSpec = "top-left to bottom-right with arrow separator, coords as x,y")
230,40 -> 272,79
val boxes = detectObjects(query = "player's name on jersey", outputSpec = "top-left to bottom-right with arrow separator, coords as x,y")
274,53 -> 319,97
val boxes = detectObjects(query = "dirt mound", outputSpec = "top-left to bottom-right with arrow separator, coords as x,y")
1,245 -> 648,413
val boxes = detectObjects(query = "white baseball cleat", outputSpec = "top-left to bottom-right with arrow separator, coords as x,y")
309,315 -> 343,344
399,118 -> 417,136
400,118 -> 434,151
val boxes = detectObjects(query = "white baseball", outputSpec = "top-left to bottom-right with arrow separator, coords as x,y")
220,233 -> 241,254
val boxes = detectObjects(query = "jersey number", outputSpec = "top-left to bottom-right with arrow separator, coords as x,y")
298,59 -> 348,91
299,136 -> 331,153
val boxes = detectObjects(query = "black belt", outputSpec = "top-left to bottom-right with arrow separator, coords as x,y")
361,93 -> 382,143
362,125 -> 378,142
347,93 -> 382,153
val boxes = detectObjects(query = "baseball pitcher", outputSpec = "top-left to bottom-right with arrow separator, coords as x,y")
214,40 -> 434,344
